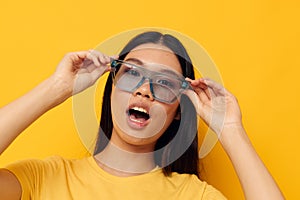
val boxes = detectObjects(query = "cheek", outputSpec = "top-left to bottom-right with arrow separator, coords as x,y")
165,101 -> 179,120
153,102 -> 179,134
111,88 -> 129,119
111,87 -> 130,107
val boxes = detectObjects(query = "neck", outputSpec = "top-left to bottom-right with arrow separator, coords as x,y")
94,141 -> 156,177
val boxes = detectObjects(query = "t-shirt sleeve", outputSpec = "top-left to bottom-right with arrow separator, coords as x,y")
189,175 -> 227,200
202,184 -> 227,200
4,157 -> 61,199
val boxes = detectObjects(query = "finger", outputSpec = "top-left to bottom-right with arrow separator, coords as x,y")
196,79 -> 212,100
85,64 -> 97,73
74,51 -> 89,60
64,51 -> 89,68
195,79 -> 215,99
187,84 -> 210,102
202,87 -> 211,100
97,53 -> 106,64
104,54 -> 112,63
110,55 -> 119,60
86,64 -> 111,74
186,78 -> 208,90
90,66 -> 108,84
186,78 -> 211,100
202,78 -> 226,96
87,50 -> 101,67
82,59 -> 93,68
94,53 -> 112,71
198,88 -> 211,103
207,87 -> 217,99
89,50 -> 112,66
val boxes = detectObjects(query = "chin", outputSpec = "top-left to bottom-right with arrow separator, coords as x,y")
113,124 -> 163,146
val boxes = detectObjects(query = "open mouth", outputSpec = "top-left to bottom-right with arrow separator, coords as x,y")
127,106 -> 150,128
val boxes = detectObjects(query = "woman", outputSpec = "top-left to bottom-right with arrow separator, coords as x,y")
0,31 -> 284,199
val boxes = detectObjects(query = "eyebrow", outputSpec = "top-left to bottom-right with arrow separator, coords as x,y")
160,69 -> 183,79
124,58 -> 144,65
124,57 -> 183,79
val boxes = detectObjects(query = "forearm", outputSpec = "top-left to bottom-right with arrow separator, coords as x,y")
220,125 -> 284,200
0,76 -> 70,155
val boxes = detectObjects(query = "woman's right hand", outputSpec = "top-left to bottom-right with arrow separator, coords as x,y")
0,50 -> 114,155
52,50 -> 114,98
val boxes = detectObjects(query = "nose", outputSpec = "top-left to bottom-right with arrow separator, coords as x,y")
133,82 -> 154,101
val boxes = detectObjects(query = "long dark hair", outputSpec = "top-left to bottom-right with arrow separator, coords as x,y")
94,31 -> 199,178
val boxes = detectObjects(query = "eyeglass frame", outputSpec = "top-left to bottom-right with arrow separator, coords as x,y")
110,59 -> 191,104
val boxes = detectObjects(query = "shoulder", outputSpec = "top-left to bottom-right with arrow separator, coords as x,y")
5,156 -> 90,179
4,156 -> 93,199
166,172 -> 227,200
5,156 -> 74,169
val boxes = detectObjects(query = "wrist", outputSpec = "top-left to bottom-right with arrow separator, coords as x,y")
42,75 -> 73,109
219,123 -> 249,152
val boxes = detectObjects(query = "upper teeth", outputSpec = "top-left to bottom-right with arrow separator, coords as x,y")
132,107 -> 148,114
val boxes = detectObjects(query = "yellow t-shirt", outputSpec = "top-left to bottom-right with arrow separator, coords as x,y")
6,156 -> 226,200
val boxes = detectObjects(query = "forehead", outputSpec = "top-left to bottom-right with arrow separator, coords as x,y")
125,43 -> 182,75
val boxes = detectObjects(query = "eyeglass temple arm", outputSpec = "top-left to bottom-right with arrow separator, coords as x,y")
110,58 -> 120,68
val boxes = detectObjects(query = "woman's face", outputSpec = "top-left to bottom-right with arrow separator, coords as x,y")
110,43 -> 183,149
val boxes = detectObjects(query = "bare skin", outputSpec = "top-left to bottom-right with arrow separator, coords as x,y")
185,77 -> 285,199
0,45 -> 284,199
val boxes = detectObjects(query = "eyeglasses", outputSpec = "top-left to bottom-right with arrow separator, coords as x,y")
110,59 -> 190,104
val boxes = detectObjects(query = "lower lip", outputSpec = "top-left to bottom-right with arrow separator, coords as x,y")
126,115 -> 150,129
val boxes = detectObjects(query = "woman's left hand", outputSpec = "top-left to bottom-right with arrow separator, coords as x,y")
185,77 -> 243,136
185,78 -> 285,199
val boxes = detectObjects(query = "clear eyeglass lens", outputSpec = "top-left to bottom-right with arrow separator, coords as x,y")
151,76 -> 182,102
113,61 -> 184,103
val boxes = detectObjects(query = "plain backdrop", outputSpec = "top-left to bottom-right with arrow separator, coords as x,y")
0,0 -> 299,199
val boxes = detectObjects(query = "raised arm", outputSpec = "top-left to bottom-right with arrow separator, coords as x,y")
0,50 -> 112,199
0,50 -> 112,155
185,77 -> 284,200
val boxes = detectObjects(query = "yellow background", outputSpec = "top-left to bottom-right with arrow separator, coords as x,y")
0,0 -> 299,199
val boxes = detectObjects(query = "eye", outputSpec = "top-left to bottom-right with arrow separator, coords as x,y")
157,79 -> 175,88
125,68 -> 141,77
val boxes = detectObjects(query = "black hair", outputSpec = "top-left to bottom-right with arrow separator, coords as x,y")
94,31 -> 199,178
